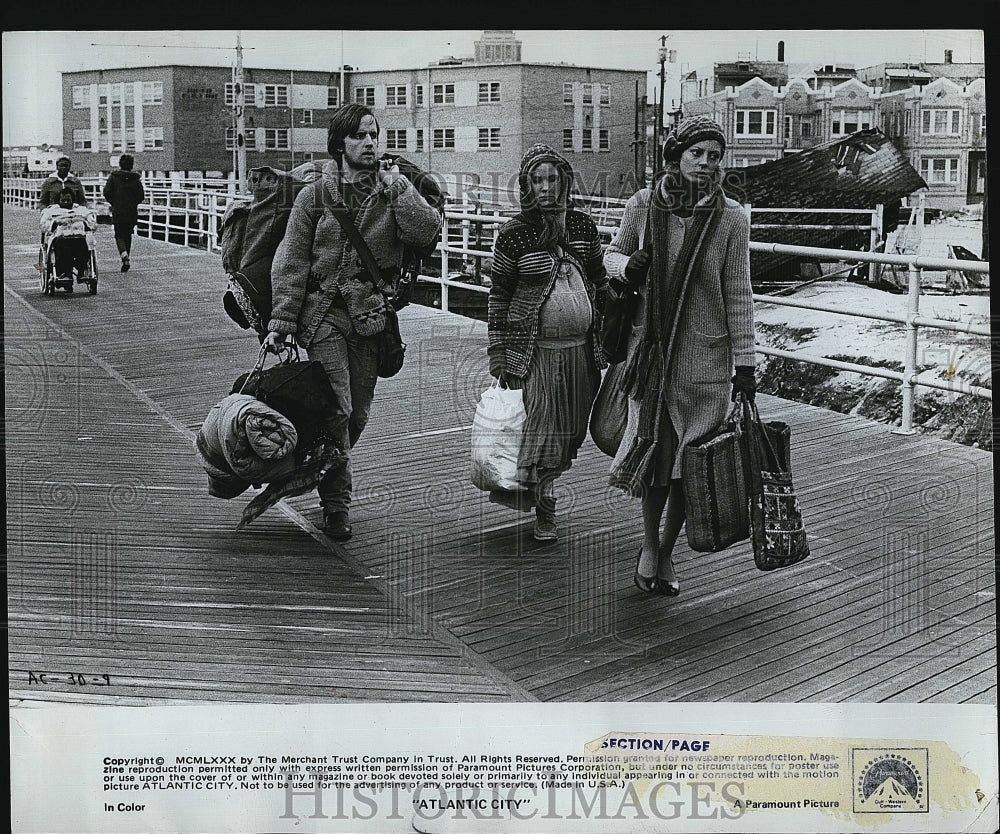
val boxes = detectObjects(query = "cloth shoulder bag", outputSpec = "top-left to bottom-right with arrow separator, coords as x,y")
601,203 -> 650,364
681,397 -> 751,552
329,203 -> 406,378
744,400 -> 810,571
589,361 -> 629,458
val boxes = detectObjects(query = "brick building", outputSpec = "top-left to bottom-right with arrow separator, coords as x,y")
60,32 -> 646,199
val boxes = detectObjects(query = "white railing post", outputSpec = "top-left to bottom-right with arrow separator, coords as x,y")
440,213 -> 450,313
894,262 -> 922,435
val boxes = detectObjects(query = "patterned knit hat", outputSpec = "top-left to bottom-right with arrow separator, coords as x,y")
662,115 -> 727,164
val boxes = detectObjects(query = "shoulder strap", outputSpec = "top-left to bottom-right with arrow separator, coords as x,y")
638,191 -> 652,249
329,202 -> 389,293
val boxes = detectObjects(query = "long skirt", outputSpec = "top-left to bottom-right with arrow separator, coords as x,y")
517,341 -> 599,490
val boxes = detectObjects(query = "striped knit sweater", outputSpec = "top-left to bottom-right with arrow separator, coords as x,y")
605,187 -> 756,481
487,210 -> 609,377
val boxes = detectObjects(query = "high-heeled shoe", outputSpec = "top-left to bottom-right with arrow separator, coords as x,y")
655,553 -> 680,596
634,547 -> 658,594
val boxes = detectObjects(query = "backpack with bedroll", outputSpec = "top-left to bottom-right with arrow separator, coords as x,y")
220,156 -> 446,335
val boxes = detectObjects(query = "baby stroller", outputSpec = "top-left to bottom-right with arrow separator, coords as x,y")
39,222 -> 99,296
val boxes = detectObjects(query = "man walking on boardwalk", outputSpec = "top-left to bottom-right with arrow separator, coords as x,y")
265,103 -> 442,541
103,154 -> 145,272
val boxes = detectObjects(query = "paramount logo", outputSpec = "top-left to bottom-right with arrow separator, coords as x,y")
852,748 -> 929,813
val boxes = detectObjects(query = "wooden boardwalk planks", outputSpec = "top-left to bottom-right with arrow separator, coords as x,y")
4,205 -> 995,706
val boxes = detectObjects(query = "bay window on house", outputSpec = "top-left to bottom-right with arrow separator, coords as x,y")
831,109 -> 872,136
921,108 -> 961,135
735,109 -> 777,137
919,157 -> 959,185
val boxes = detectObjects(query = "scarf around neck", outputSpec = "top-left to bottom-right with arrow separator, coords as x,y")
611,168 -> 726,496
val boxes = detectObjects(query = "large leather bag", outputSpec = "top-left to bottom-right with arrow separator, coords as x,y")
232,345 -> 340,456
682,399 -> 751,553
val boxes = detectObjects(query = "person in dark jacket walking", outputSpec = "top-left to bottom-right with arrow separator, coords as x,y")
487,144 -> 609,541
102,154 -> 145,272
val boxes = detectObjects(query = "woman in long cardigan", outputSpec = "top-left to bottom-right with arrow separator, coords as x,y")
604,116 -> 757,595
488,144 -> 609,542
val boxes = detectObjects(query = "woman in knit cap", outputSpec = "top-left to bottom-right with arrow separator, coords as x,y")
487,144 -> 610,541
604,115 -> 756,595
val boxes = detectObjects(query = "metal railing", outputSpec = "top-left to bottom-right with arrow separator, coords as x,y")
426,208 -> 990,436
6,177 -> 989,436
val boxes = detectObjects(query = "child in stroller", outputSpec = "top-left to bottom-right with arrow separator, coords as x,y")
39,188 -> 98,294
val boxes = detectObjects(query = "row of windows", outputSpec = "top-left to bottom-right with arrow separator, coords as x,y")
734,106 -> 979,140
224,83 -> 291,107
73,127 -> 164,152
353,81 -> 503,107
220,126 -> 614,153
225,128 -> 292,150
563,83 -> 612,105
563,128 -> 611,151
72,82 -> 163,108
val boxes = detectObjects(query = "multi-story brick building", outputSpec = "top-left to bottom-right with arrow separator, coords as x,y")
59,32 -> 647,199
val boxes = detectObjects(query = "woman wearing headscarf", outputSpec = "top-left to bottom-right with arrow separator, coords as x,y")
604,116 -> 756,595
487,144 -> 609,541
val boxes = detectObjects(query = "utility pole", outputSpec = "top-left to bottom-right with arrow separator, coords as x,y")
632,80 -> 640,184
658,35 -> 668,148
235,32 -> 247,194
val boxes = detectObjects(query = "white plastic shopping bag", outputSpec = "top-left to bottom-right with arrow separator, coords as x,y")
470,379 -> 527,491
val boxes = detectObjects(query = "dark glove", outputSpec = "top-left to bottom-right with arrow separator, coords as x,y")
731,365 -> 756,404
623,247 -> 652,288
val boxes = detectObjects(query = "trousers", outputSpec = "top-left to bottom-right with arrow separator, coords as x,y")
52,236 -> 89,278
306,305 -> 380,514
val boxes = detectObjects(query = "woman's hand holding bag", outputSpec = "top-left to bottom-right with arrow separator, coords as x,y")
602,247 -> 649,364
470,379 -> 527,492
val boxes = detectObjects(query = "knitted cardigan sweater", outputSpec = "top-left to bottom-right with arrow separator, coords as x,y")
269,159 -> 442,344
487,210 -> 609,378
605,187 -> 755,481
